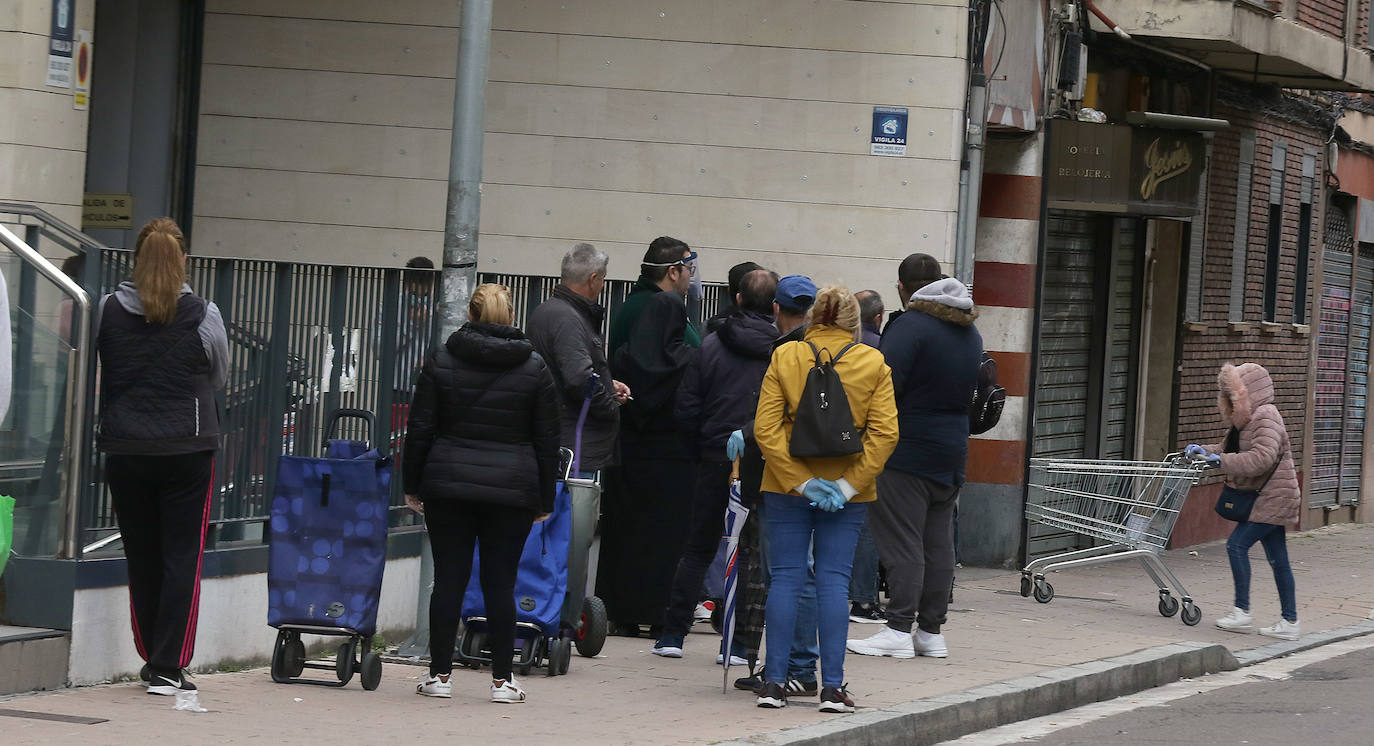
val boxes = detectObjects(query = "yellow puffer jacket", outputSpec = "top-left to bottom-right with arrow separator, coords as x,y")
755,325 -> 898,503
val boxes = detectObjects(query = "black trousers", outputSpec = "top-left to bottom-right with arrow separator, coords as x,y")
424,500 -> 533,681
107,452 -> 215,675
660,459 -> 735,639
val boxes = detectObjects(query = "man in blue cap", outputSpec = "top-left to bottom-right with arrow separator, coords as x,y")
727,274 -> 823,698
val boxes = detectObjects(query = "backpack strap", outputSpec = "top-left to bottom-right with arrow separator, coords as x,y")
829,342 -> 859,365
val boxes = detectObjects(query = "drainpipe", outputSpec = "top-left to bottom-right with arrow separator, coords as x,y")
400,0 -> 494,659
954,0 -> 992,286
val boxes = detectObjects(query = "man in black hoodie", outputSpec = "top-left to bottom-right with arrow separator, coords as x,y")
653,269 -> 779,657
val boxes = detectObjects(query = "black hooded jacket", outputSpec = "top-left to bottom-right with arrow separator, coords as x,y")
402,322 -> 561,513
675,310 -> 777,460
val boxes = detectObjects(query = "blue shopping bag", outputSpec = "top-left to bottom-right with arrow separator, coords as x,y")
461,483 -> 572,636
268,450 -> 392,636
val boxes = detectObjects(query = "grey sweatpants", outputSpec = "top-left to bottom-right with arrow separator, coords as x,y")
871,470 -> 958,634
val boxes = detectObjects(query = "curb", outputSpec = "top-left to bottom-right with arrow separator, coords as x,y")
714,641 -> 1238,746
717,619 -> 1374,746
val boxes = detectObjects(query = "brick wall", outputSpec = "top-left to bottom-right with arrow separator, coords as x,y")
1175,104 -> 1322,474
1297,0 -> 1349,40
1359,0 -> 1370,47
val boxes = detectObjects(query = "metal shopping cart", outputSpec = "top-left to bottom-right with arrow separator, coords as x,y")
1020,453 -> 1211,626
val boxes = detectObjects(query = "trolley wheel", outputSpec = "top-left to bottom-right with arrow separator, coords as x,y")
360,652 -> 383,691
546,639 -> 560,677
335,640 -> 356,683
575,596 -> 608,658
1019,575 -> 1032,598
1158,593 -> 1180,618
140,663 -> 152,682
1180,601 -> 1202,626
517,663 -> 532,676
557,638 -> 573,675
1033,579 -> 1054,604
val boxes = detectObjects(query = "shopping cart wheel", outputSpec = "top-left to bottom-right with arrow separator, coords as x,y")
1019,575 -> 1032,598
360,652 -> 383,691
575,596 -> 608,658
546,638 -> 560,677
1179,601 -> 1202,626
336,640 -> 356,683
557,638 -> 573,675
1158,593 -> 1180,618
1033,579 -> 1054,604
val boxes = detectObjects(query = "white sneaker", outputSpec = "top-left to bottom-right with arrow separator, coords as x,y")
1215,607 -> 1254,633
1259,619 -> 1301,641
416,673 -> 452,698
846,626 -> 915,659
491,677 -> 526,703
694,601 -> 715,623
716,653 -> 750,666
913,629 -> 948,658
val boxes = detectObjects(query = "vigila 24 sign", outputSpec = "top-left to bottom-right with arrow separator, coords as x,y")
1047,121 -> 1203,216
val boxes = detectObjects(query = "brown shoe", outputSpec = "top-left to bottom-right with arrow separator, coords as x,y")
819,684 -> 855,713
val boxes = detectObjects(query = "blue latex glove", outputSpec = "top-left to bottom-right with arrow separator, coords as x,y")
1183,444 -> 1209,459
801,479 -> 845,511
1206,453 -> 1221,466
726,429 -> 745,461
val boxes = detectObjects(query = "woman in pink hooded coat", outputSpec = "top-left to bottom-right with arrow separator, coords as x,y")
1186,362 -> 1301,641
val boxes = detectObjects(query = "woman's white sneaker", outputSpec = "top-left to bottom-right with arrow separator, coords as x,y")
491,677 -> 527,703
1259,619 -> 1300,641
846,626 -> 915,658
416,673 -> 452,698
1214,607 -> 1254,633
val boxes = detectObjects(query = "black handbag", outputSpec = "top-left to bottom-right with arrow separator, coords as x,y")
1214,485 -> 1259,522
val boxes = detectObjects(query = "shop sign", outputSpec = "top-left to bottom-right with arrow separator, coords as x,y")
1048,120 -> 1203,215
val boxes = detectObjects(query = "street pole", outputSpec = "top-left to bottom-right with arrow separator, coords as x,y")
398,0 -> 493,660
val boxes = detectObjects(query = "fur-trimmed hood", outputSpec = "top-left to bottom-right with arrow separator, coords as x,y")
907,278 -> 979,327
1218,362 -> 1274,428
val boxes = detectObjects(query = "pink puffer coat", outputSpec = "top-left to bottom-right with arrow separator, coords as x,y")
1204,363 -> 1300,527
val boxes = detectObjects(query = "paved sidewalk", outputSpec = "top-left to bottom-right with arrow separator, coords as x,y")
4,524 -> 1373,745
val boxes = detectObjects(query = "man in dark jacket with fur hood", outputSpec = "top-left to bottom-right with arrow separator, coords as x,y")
653,269 -> 778,657
848,254 -> 982,662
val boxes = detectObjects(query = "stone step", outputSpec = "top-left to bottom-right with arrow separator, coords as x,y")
0,625 -> 69,695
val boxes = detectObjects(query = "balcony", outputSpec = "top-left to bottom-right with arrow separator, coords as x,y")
1093,0 -> 1374,90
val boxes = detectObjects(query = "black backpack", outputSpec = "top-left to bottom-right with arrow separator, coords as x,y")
788,341 -> 864,459
968,351 -> 1006,435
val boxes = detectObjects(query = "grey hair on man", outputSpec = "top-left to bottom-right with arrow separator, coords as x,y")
562,242 -> 610,285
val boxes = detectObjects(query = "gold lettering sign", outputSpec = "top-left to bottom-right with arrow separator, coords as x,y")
1139,138 -> 1192,201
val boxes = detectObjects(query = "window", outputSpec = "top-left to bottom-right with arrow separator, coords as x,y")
1184,138 -> 1211,322
1229,133 -> 1256,322
1294,152 -> 1317,325
1263,141 -> 1288,323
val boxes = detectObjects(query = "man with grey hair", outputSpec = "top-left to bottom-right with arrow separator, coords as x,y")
528,242 -> 631,475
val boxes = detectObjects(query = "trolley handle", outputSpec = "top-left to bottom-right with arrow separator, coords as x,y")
325,408 -> 376,448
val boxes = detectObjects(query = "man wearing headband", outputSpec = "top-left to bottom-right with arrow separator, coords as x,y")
598,237 -> 702,636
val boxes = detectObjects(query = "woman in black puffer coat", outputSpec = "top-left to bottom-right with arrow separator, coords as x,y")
403,283 -> 560,704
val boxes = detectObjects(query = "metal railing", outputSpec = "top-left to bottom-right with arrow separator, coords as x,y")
0,224 -> 91,559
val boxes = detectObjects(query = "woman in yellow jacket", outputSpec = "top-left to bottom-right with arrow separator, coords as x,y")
753,285 -> 898,713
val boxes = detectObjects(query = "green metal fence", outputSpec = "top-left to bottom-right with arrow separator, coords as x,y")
80,254 -> 723,550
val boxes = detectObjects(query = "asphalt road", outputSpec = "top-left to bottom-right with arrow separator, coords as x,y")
1023,643 -> 1374,745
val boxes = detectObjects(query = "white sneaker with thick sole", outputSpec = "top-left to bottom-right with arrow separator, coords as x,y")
416,674 -> 452,698
694,601 -> 715,623
1259,619 -> 1300,641
912,629 -> 948,658
846,626 -> 916,659
491,678 -> 526,703
1215,606 -> 1254,633
716,653 -> 750,666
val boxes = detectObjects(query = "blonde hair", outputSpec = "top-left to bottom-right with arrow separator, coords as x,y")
811,285 -> 862,342
133,218 -> 188,325
469,283 -> 514,325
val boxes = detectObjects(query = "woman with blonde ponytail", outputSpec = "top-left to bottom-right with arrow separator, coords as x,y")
96,217 -> 228,696
752,285 -> 899,713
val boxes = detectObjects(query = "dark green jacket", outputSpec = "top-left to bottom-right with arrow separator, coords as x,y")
608,277 -> 701,444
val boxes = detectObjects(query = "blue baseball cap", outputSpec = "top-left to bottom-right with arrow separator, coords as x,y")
775,274 -> 817,313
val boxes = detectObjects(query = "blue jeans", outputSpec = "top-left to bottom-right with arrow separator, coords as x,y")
848,517 -> 879,604
759,502 -> 819,680
1227,521 -> 1297,623
762,493 -> 867,688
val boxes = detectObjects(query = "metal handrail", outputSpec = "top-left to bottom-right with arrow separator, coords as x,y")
0,224 -> 91,559
0,201 -> 114,255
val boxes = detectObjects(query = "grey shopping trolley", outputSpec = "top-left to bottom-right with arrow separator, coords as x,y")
1020,453 -> 1211,625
